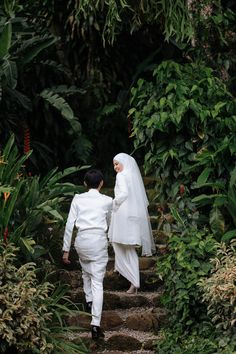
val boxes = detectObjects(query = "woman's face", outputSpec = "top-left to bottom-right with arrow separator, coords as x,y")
113,160 -> 124,173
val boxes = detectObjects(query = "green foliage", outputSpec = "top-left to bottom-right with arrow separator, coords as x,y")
199,241 -> 236,332
157,225 -> 217,329
75,0 -> 193,45
0,242 -> 54,353
188,0 -> 236,84
0,21 -> 12,59
226,172 -> 236,229
156,329 -> 218,354
155,328 -> 236,354
0,135 -> 88,259
0,2 -> 90,173
40,89 -> 81,134
129,60 -> 236,205
0,242 -> 89,353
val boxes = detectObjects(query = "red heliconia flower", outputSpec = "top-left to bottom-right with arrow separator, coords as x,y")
179,184 -> 185,195
24,127 -> 31,154
3,227 -> 9,243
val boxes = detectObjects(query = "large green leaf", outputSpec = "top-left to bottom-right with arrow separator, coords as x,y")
192,194 -> 226,207
42,165 -> 90,187
221,230 -> 236,243
227,185 -> 236,226
40,90 -> 81,133
0,21 -> 12,59
17,35 -> 58,67
209,207 -> 225,239
229,165 -> 236,188
196,168 -> 212,185
38,204 -> 63,221
0,59 -> 17,88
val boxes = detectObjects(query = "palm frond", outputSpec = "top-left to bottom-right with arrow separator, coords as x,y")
40,89 -> 81,133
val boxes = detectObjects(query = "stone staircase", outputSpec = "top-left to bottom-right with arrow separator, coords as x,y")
59,176 -> 168,353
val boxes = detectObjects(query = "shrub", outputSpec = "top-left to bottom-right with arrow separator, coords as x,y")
0,134 -> 87,261
199,241 -> 236,332
0,242 -> 53,353
129,60 -> 236,203
0,242 -> 89,353
157,226 -> 217,329
155,328 -> 236,354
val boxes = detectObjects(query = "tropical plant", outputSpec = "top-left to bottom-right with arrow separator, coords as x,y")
155,328 -> 218,354
0,0 -> 91,173
193,160 -> 236,242
21,0 -> 194,46
157,207 -> 217,329
16,0 -> 198,171
0,134 -> 88,260
129,60 -> 236,206
0,241 -> 89,354
155,327 -> 236,354
187,0 -> 236,84
2,0 -> 236,174
199,241 -> 236,332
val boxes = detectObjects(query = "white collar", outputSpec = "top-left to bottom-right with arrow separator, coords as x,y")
88,189 -> 100,194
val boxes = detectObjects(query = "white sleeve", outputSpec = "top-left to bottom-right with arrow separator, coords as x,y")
106,198 -> 113,226
62,197 -> 77,252
114,173 -> 128,210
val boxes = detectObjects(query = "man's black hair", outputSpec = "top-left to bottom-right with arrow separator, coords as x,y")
84,169 -> 104,189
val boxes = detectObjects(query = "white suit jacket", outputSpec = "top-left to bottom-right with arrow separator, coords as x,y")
63,189 -> 113,252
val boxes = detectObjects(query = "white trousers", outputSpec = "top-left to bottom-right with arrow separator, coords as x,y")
113,243 -> 140,288
74,230 -> 108,326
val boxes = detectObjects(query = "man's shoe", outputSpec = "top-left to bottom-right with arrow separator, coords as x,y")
91,325 -> 104,340
85,301 -> 92,313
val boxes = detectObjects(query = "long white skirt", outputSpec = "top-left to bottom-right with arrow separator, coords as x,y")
113,242 -> 140,288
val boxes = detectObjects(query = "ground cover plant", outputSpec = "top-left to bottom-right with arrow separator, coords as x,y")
0,242 -> 89,354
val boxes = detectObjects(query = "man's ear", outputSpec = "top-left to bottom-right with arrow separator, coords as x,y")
99,180 -> 104,189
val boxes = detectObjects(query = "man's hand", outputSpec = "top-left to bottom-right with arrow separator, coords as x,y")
62,251 -> 71,264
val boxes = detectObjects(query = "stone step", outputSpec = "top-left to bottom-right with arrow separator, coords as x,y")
67,327 -> 161,353
66,306 -> 166,333
103,270 -> 162,292
68,289 -> 163,311
107,256 -> 157,271
149,215 -> 159,229
62,254 -> 158,270
58,268 -> 163,292
59,243 -> 168,272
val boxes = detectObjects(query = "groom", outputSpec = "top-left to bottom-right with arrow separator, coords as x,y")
62,169 -> 113,340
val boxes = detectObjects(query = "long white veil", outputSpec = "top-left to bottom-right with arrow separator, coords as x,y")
114,153 -> 156,256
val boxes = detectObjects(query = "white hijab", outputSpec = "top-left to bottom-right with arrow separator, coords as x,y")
113,153 -> 155,256
114,152 -> 149,209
